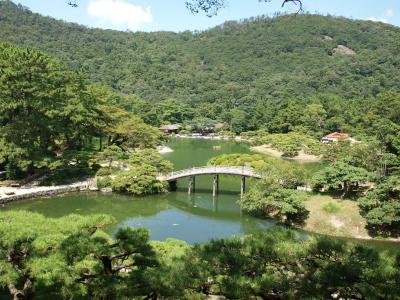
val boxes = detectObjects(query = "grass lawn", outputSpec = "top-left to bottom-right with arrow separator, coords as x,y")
304,194 -> 370,239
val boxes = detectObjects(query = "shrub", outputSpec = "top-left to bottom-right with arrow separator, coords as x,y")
179,129 -> 190,134
129,149 -> 173,173
97,176 -> 112,189
241,184 -> 309,225
218,130 -> 235,137
96,167 -> 112,176
281,144 -> 299,157
111,164 -> 168,195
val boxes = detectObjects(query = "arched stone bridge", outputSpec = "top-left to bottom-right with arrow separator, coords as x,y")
157,166 -> 262,181
157,166 -> 262,197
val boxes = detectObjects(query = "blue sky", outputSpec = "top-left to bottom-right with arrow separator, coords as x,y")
11,0 -> 400,32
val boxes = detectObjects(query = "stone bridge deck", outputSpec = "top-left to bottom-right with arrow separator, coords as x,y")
157,166 -> 262,182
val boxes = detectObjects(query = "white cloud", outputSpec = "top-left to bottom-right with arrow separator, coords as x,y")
88,0 -> 152,30
386,9 -> 394,17
367,17 -> 388,23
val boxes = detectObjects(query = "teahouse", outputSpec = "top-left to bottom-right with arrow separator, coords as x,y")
159,124 -> 182,134
321,132 -> 350,143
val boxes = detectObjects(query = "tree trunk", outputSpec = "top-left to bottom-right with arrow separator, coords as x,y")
8,279 -> 33,300
341,183 -> 350,199
99,135 -> 103,151
101,256 -> 113,275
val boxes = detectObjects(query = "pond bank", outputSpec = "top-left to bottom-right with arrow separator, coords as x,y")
251,145 -> 322,163
175,135 -> 322,162
158,146 -> 174,153
303,194 -> 400,242
175,134 -> 233,140
174,133 -> 249,141
0,181 -> 91,205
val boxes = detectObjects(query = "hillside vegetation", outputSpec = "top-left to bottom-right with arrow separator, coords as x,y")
1,1 -> 400,104
1,2 -> 400,135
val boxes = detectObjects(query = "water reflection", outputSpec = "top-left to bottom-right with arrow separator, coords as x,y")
115,190 -> 274,244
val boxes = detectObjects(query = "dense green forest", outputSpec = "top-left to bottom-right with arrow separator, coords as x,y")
2,1 -> 400,102
0,41 -> 163,182
1,1 -> 400,134
1,211 -> 400,300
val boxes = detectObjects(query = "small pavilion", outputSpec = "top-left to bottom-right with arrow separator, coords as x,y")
159,124 -> 182,134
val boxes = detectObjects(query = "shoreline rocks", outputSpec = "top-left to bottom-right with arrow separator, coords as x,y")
158,146 -> 174,153
0,181 -> 90,205
100,187 -> 112,193
175,134 -> 234,141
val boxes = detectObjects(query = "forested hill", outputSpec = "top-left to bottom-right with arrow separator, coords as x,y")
1,0 -> 400,107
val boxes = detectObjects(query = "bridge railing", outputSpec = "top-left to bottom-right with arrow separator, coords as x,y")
158,166 -> 262,181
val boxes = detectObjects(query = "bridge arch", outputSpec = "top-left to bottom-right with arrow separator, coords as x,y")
157,166 -> 262,197
157,166 -> 262,181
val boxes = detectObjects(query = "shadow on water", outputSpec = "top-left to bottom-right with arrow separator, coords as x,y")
169,196 -> 240,220
175,186 -> 241,196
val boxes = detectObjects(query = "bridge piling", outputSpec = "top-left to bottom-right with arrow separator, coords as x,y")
213,195 -> 218,212
188,176 -> 195,195
240,176 -> 246,198
212,175 -> 219,197
169,180 -> 177,191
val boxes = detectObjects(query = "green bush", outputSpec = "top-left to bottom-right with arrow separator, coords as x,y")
218,130 -> 235,137
241,185 -> 309,225
179,129 -> 191,134
5,159 -> 22,180
94,149 -> 174,195
281,144 -> 299,157
111,165 -> 168,195
96,167 -> 112,176
129,149 -> 173,173
97,176 -> 112,189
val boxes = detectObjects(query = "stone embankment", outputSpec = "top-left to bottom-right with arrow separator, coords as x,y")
158,145 -> 174,153
0,181 -> 91,205
175,134 -> 246,142
176,134 -> 231,140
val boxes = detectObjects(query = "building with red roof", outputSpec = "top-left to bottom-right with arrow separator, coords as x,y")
321,132 -> 350,143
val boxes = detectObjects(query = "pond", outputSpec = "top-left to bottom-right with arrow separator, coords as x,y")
2,138 -> 398,249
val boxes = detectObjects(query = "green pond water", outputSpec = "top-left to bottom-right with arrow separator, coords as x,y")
2,138 -> 399,249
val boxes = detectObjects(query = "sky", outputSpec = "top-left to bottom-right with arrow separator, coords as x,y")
10,0 -> 400,32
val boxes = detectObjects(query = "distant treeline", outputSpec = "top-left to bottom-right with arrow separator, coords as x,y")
1,1 -> 400,135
